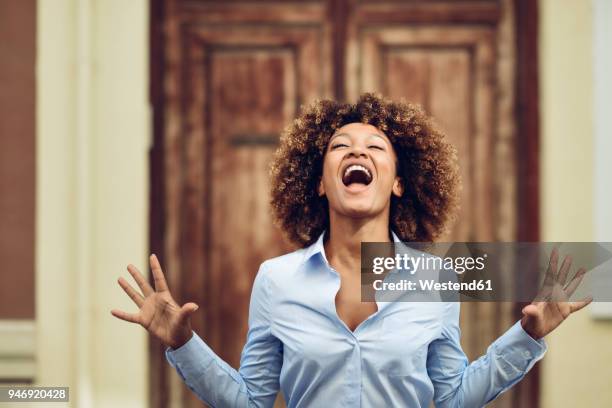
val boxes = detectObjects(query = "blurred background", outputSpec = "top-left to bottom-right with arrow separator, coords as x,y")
1,0 -> 611,407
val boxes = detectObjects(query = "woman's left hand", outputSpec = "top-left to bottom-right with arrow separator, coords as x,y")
520,247 -> 593,339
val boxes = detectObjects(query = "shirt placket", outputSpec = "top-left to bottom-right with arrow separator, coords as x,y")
343,334 -> 362,407
325,262 -> 364,407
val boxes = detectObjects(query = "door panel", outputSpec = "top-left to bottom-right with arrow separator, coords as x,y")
351,26 -> 498,244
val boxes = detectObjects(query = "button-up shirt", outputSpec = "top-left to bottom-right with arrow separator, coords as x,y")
166,230 -> 547,407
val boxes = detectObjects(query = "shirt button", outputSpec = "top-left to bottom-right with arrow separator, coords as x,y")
523,351 -> 531,358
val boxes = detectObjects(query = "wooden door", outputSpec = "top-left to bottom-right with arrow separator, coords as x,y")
150,1 -> 540,407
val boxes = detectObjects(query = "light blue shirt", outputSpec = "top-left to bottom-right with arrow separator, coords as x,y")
166,230 -> 547,407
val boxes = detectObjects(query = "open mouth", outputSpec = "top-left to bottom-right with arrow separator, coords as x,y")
342,164 -> 373,186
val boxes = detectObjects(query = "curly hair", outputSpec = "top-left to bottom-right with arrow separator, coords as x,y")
269,92 -> 460,247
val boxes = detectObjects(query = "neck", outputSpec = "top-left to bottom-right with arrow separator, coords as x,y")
324,208 -> 391,274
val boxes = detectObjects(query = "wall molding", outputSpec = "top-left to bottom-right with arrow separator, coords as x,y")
0,320 -> 36,381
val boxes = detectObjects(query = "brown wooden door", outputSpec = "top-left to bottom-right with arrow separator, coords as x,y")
150,1 -> 540,407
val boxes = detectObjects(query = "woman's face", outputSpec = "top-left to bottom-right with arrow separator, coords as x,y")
319,122 -> 403,219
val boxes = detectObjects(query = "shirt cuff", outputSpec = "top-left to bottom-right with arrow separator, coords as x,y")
165,331 -> 216,380
492,320 -> 547,372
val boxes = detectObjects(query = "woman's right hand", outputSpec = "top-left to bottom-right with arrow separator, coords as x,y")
111,254 -> 199,349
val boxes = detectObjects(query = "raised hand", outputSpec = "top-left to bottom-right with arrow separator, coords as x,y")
111,254 -> 199,349
520,247 -> 593,339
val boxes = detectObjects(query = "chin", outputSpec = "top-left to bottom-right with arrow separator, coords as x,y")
337,199 -> 382,219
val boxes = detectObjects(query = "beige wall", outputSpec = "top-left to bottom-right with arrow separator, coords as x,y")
36,0 -> 149,406
539,0 -> 612,407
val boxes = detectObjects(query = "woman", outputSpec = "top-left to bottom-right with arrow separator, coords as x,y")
112,93 -> 591,407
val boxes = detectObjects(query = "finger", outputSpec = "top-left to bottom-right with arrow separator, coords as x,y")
570,296 -> 593,313
150,254 -> 169,292
110,309 -> 140,324
543,247 -> 559,288
118,277 -> 144,307
557,255 -> 572,286
564,267 -> 587,297
178,302 -> 199,322
127,264 -> 154,296
522,304 -> 539,317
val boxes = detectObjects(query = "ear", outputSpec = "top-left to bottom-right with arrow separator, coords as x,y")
392,177 -> 403,197
318,179 -> 326,197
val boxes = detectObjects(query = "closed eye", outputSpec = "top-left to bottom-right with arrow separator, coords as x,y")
368,145 -> 385,150
331,143 -> 349,149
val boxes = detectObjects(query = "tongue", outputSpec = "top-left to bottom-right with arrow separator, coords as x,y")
342,169 -> 371,186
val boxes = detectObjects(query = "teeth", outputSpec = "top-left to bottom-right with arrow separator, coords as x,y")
344,164 -> 371,178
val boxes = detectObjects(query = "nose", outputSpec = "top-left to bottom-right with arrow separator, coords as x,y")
347,143 -> 367,158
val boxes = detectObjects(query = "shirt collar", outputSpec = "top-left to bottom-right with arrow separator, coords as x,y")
302,229 -> 402,265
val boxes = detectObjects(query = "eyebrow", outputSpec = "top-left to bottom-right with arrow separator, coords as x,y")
330,132 -> 388,142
